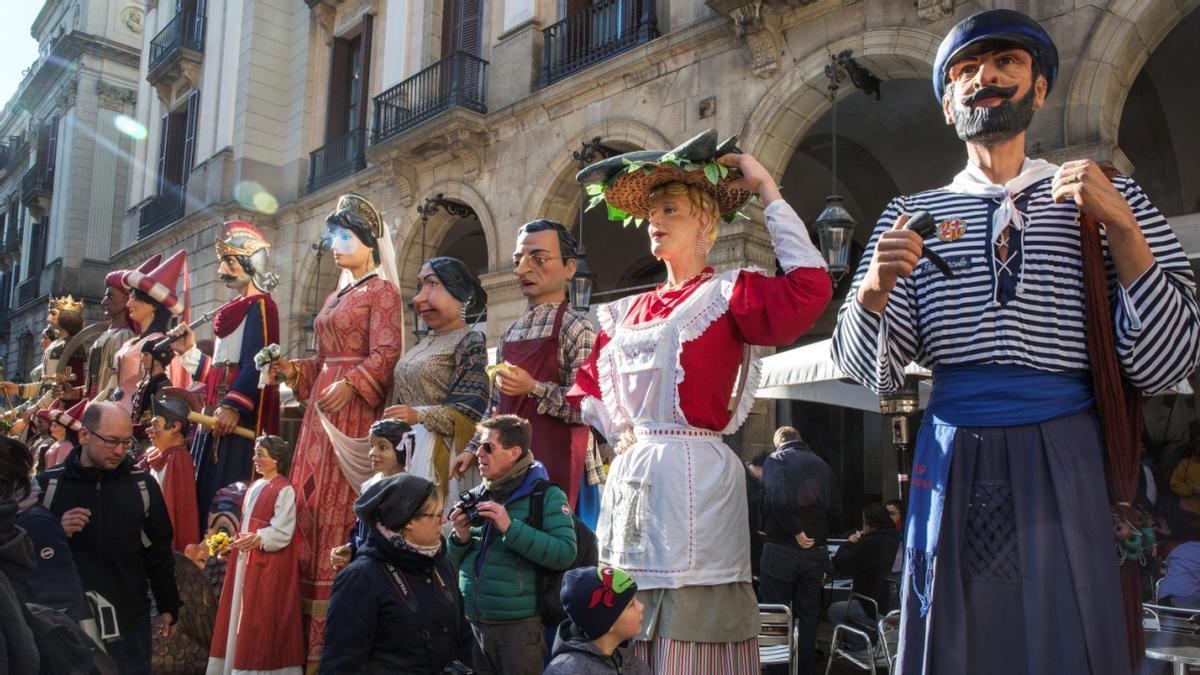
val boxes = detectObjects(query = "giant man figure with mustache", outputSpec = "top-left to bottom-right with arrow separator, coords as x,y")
831,9 -> 1200,675
171,222 -> 281,529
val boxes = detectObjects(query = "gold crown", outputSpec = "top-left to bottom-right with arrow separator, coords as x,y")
332,193 -> 383,239
48,294 -> 83,313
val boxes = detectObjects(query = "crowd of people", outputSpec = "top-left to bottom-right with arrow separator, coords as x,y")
0,7 -> 1195,675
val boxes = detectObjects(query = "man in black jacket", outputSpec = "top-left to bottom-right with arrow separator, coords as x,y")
761,426 -> 839,675
35,401 -> 179,675
829,503 -> 903,633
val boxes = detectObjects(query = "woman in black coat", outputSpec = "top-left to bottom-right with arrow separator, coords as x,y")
320,474 -> 472,674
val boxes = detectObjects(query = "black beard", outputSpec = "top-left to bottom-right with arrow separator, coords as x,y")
952,85 -> 1036,145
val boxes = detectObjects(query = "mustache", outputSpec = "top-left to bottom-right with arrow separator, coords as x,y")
219,274 -> 243,282
962,84 -> 1019,106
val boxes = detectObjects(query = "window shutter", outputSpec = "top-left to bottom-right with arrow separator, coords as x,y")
441,0 -> 461,59
358,14 -> 373,132
458,0 -> 483,57
155,112 -> 170,196
182,91 -> 200,186
326,38 -> 352,140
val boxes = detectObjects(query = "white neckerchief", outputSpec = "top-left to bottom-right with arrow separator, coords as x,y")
943,157 -> 1060,303
943,157 -> 1060,247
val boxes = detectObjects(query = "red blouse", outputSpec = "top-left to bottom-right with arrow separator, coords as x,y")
571,266 -> 831,431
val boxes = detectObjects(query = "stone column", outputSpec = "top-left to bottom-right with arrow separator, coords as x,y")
479,269 -> 525,348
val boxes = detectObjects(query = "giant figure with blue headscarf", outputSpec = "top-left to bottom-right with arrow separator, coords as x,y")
832,9 -> 1200,674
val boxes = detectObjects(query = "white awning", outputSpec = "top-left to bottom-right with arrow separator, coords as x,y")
756,339 -> 931,412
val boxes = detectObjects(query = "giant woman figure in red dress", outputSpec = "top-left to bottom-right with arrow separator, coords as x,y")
271,194 -> 404,668
571,131 -> 832,673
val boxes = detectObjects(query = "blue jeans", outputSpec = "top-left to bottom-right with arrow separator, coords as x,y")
107,612 -> 152,675
759,542 -> 830,675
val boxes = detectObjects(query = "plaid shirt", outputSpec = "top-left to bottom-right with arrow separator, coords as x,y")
487,301 -> 595,423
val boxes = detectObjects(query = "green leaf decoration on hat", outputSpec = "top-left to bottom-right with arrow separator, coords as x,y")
575,129 -> 752,227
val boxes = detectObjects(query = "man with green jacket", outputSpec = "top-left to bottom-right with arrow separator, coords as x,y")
449,414 -> 577,674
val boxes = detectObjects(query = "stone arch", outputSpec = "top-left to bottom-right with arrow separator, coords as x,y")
523,119 -> 673,226
1064,0 -> 1200,147
739,27 -> 942,181
396,180 -> 498,275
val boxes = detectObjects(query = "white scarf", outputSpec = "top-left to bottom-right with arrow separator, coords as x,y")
943,157 -> 1060,247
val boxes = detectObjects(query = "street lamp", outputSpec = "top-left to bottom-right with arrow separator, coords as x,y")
307,238 -> 328,354
414,194 -> 475,338
812,50 -> 880,282
570,137 -> 618,312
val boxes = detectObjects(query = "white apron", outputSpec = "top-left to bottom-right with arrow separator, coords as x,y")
587,270 -> 764,590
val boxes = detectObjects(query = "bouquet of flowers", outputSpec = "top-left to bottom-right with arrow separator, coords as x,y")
254,344 -> 283,389
205,531 -> 233,559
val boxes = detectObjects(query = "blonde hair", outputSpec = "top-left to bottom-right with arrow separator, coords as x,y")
648,182 -> 720,249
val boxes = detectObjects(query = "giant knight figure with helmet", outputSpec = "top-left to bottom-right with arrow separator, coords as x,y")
172,222 -> 281,525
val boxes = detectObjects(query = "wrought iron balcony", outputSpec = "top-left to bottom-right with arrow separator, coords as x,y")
138,187 -> 186,238
541,0 -> 658,87
372,52 -> 488,145
307,127 -> 367,194
17,276 -> 40,307
20,164 -> 53,215
149,11 -> 206,73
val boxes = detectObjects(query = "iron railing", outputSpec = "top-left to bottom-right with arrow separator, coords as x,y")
149,10 -> 206,72
138,187 -> 186,238
307,127 -> 367,194
541,0 -> 658,87
372,51 -> 488,145
20,163 -> 53,207
16,277 -> 39,307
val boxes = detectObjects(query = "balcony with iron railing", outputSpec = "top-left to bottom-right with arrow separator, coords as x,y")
149,10 -> 206,73
372,52 -> 489,146
541,0 -> 658,87
138,187 -> 186,239
20,163 -> 53,215
16,276 -> 40,307
307,127 -> 367,194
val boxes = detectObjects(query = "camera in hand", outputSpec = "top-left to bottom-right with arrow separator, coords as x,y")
454,490 -> 487,527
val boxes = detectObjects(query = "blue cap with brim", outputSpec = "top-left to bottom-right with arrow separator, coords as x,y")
932,9 -> 1058,102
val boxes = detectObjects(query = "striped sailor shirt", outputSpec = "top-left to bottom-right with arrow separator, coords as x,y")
831,174 -> 1200,396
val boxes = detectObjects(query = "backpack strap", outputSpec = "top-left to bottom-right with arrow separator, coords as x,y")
136,476 -> 151,548
380,560 -> 449,662
528,478 -> 548,533
41,477 -> 59,511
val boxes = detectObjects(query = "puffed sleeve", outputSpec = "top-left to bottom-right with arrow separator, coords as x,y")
728,200 -> 833,346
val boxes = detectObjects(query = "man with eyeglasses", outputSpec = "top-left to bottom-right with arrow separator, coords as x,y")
451,219 -> 601,528
448,414 -> 577,674
35,401 -> 180,674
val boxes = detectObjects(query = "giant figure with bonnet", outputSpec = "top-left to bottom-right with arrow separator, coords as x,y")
831,9 -> 1200,674
270,193 -> 404,667
570,129 -> 832,673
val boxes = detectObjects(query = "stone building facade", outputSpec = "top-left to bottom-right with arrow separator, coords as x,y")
106,0 -> 1198,494
0,0 -> 143,381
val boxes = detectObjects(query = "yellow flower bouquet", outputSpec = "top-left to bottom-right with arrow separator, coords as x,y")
206,531 -> 233,559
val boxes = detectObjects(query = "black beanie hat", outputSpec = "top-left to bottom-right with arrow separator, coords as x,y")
560,565 -> 639,640
354,473 -> 436,530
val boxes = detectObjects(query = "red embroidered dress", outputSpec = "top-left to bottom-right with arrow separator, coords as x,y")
288,274 -> 404,666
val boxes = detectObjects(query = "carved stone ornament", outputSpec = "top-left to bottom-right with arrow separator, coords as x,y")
729,2 -> 782,79
121,6 -> 146,34
917,0 -> 955,23
97,82 -> 137,111
388,160 -> 417,208
55,77 -> 79,112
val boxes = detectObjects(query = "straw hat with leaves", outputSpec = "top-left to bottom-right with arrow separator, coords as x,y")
576,129 -> 753,227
